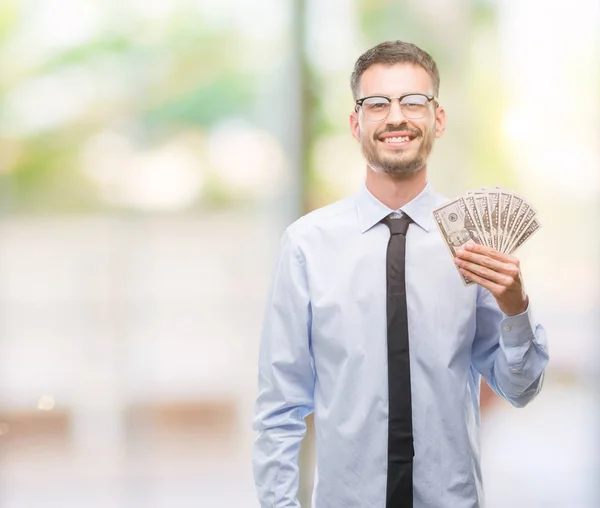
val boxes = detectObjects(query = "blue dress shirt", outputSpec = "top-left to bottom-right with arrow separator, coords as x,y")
253,181 -> 549,508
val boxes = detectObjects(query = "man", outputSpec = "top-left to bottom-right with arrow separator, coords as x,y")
252,40 -> 549,508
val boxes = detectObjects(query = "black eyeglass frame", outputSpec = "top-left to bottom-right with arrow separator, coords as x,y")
354,93 -> 439,120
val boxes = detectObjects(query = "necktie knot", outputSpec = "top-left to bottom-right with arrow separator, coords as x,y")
382,213 -> 412,236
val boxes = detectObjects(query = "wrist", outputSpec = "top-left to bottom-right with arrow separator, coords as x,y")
503,295 -> 529,316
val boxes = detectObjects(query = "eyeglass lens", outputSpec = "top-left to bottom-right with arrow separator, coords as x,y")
361,94 -> 429,121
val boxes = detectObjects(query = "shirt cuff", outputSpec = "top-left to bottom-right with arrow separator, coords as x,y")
500,302 -> 537,347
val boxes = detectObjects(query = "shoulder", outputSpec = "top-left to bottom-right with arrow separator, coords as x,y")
286,194 -> 357,239
280,194 -> 357,258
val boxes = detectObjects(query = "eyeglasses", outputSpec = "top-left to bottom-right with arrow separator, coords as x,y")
355,93 -> 438,122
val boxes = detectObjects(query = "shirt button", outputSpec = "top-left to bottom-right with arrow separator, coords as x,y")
510,367 -> 520,373
504,325 -> 512,332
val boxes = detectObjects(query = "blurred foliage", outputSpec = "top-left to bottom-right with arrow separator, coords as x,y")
2,134 -> 99,212
143,72 -> 254,129
359,1 -> 426,49
0,1 -> 19,44
0,0 -> 515,214
0,2 -> 262,214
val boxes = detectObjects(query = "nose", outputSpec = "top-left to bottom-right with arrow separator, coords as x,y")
386,98 -> 406,123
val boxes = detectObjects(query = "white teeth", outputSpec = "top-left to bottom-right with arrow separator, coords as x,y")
384,136 -> 410,143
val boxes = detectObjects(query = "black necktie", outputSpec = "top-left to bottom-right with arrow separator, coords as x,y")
382,213 -> 414,508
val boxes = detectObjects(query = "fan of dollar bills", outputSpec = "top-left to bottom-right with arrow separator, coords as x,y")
432,186 -> 541,285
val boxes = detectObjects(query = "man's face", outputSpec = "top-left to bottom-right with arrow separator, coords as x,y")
350,63 -> 446,177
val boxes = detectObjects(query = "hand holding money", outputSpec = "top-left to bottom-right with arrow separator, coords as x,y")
433,186 -> 540,310
454,243 -> 528,316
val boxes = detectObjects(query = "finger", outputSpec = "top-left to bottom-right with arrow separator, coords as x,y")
455,259 -> 514,286
463,243 -> 519,265
459,266 -> 503,294
455,250 -> 518,277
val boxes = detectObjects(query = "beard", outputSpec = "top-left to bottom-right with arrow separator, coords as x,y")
360,123 -> 435,177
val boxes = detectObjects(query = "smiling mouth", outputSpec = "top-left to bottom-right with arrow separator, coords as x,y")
379,134 -> 418,146
383,136 -> 412,143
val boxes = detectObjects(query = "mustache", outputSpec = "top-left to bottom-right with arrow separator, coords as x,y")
375,124 -> 422,140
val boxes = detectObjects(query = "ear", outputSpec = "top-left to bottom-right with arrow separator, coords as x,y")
350,111 -> 361,142
434,104 -> 446,139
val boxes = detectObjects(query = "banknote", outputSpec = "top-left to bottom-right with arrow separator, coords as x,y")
467,191 -> 493,248
507,216 -> 540,253
501,193 -> 524,252
432,197 -> 485,285
463,194 -> 487,247
506,206 -> 536,253
433,187 -> 541,286
487,191 -> 500,251
498,191 -> 512,249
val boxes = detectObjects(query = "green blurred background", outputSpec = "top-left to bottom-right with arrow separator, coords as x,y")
0,0 -> 598,507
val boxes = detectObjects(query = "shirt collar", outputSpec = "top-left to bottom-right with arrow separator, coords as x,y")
356,180 -> 436,233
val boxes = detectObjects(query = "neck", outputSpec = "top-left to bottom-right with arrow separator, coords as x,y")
365,165 -> 428,210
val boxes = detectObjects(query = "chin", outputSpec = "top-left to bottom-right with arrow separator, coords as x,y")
363,144 -> 429,176
384,166 -> 423,177
380,156 -> 426,176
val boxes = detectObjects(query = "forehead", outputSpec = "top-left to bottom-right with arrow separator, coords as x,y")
358,63 -> 434,97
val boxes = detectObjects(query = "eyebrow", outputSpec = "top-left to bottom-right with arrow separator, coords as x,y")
361,91 -> 431,97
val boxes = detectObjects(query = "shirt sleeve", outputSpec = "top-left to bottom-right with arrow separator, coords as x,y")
470,286 -> 549,408
252,228 -> 315,507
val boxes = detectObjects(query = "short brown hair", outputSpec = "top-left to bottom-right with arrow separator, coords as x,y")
350,40 -> 440,100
